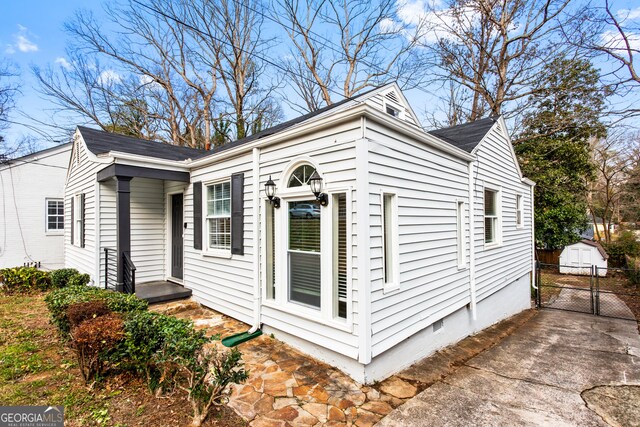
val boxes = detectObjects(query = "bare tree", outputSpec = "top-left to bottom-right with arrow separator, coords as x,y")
0,61 -> 22,158
421,0 -> 572,125
273,0 -> 425,111
588,132 -> 639,242
563,0 -> 640,118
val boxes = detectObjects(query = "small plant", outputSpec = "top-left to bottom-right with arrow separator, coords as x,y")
50,268 -> 90,288
177,344 -> 248,427
45,286 -> 147,335
0,267 -> 51,294
67,300 -> 112,329
71,313 -> 125,383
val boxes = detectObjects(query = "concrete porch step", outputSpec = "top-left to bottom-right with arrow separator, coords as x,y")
135,280 -> 192,304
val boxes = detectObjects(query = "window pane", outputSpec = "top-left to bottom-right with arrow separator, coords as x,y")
485,217 -> 494,243
383,194 -> 394,284
484,189 -> 496,216
289,201 -> 320,252
208,217 -> 231,249
334,193 -> 347,319
266,202 -> 275,299
287,165 -> 317,188
289,251 -> 321,308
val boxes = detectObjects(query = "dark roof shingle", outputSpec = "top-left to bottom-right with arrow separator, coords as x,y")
78,126 -> 208,161
428,117 -> 497,153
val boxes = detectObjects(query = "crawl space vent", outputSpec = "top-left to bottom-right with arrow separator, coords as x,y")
433,319 -> 444,332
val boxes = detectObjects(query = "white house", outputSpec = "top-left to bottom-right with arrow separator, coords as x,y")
559,239 -> 608,276
0,143 -> 72,269
64,83 -> 535,383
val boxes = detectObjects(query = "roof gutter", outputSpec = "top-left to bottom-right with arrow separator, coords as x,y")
103,151 -> 192,171
190,104 -> 475,170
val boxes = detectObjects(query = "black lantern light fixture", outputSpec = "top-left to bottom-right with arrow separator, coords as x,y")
264,176 -> 280,208
308,170 -> 328,206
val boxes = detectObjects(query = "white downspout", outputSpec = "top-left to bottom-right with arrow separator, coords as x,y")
249,147 -> 261,333
530,182 -> 537,290
468,161 -> 477,320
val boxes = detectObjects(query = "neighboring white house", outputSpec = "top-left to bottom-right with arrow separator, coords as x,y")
559,239 -> 608,276
0,143 -> 72,270
64,83 -> 535,383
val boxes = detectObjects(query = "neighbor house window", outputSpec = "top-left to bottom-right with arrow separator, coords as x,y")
456,201 -> 465,267
206,181 -> 231,250
484,188 -> 499,245
516,194 -> 523,228
46,199 -> 64,232
382,193 -> 398,288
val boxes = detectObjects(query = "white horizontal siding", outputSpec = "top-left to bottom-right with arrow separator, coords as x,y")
98,180 -> 116,286
472,122 -> 533,302
366,120 -> 472,357
0,145 -> 71,270
130,178 -> 165,282
64,137 -> 102,282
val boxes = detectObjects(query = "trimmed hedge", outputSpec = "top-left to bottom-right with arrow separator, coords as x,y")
50,268 -> 90,288
67,300 -> 112,329
0,267 -> 51,294
45,286 -> 148,335
71,313 -> 125,382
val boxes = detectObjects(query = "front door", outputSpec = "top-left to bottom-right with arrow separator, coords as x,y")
171,194 -> 184,279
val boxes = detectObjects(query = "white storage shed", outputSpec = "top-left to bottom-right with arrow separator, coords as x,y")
559,240 -> 608,276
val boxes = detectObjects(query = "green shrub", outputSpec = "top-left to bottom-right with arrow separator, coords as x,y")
121,311 -> 212,394
45,286 -> 147,335
603,231 -> 640,267
0,267 -> 51,294
67,300 -> 112,329
71,313 -> 125,382
50,268 -> 90,288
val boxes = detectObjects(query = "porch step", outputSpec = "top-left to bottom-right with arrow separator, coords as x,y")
135,281 -> 192,304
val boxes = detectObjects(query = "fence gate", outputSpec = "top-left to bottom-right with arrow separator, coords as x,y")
536,262 -> 640,322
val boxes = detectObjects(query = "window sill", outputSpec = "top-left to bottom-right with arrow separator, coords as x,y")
457,264 -> 468,270
202,249 -> 232,259
45,231 -> 64,236
262,300 -> 353,333
484,242 -> 502,250
382,284 -> 400,294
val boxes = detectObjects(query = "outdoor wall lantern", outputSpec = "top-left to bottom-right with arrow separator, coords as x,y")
309,170 -> 329,206
265,176 -> 281,208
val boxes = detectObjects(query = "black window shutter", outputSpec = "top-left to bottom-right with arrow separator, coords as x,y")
80,193 -> 85,248
70,196 -> 74,245
193,182 -> 202,250
231,173 -> 244,255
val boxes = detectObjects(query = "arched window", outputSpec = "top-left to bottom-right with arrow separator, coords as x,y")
287,164 -> 317,188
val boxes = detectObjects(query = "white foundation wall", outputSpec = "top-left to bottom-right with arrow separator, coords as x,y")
264,271 -> 530,384
0,145 -> 71,269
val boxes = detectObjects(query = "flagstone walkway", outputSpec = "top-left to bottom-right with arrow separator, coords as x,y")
151,300 -> 534,427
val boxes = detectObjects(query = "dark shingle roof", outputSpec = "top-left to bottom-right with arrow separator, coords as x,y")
428,117 -> 497,153
579,239 -> 609,260
78,126 -> 208,161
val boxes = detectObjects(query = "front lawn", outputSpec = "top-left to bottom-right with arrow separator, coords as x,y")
0,293 -> 245,426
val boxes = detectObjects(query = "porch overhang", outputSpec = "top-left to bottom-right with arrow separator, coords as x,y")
97,164 -> 190,182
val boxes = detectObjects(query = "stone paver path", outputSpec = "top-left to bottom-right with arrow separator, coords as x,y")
152,300 -> 534,426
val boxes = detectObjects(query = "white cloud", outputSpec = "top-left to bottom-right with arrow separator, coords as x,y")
600,29 -> 640,52
617,7 -> 640,21
98,69 -> 121,85
55,57 -> 72,70
5,25 -> 38,54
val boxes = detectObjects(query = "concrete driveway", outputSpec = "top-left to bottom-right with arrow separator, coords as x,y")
378,310 -> 640,426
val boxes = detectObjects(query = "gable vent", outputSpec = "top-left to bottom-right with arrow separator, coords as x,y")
385,91 -> 400,103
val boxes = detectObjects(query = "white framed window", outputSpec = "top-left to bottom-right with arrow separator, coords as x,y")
382,192 -> 399,290
332,193 -> 347,320
206,181 -> 231,251
516,194 -> 523,228
484,187 -> 500,246
456,200 -> 466,268
46,199 -> 64,233
73,193 -> 84,247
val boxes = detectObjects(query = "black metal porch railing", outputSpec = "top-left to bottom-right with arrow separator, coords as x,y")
103,247 -> 136,294
103,248 -> 118,291
122,251 -> 136,295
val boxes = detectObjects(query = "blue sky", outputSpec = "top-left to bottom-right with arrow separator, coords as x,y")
2,0 -> 640,151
